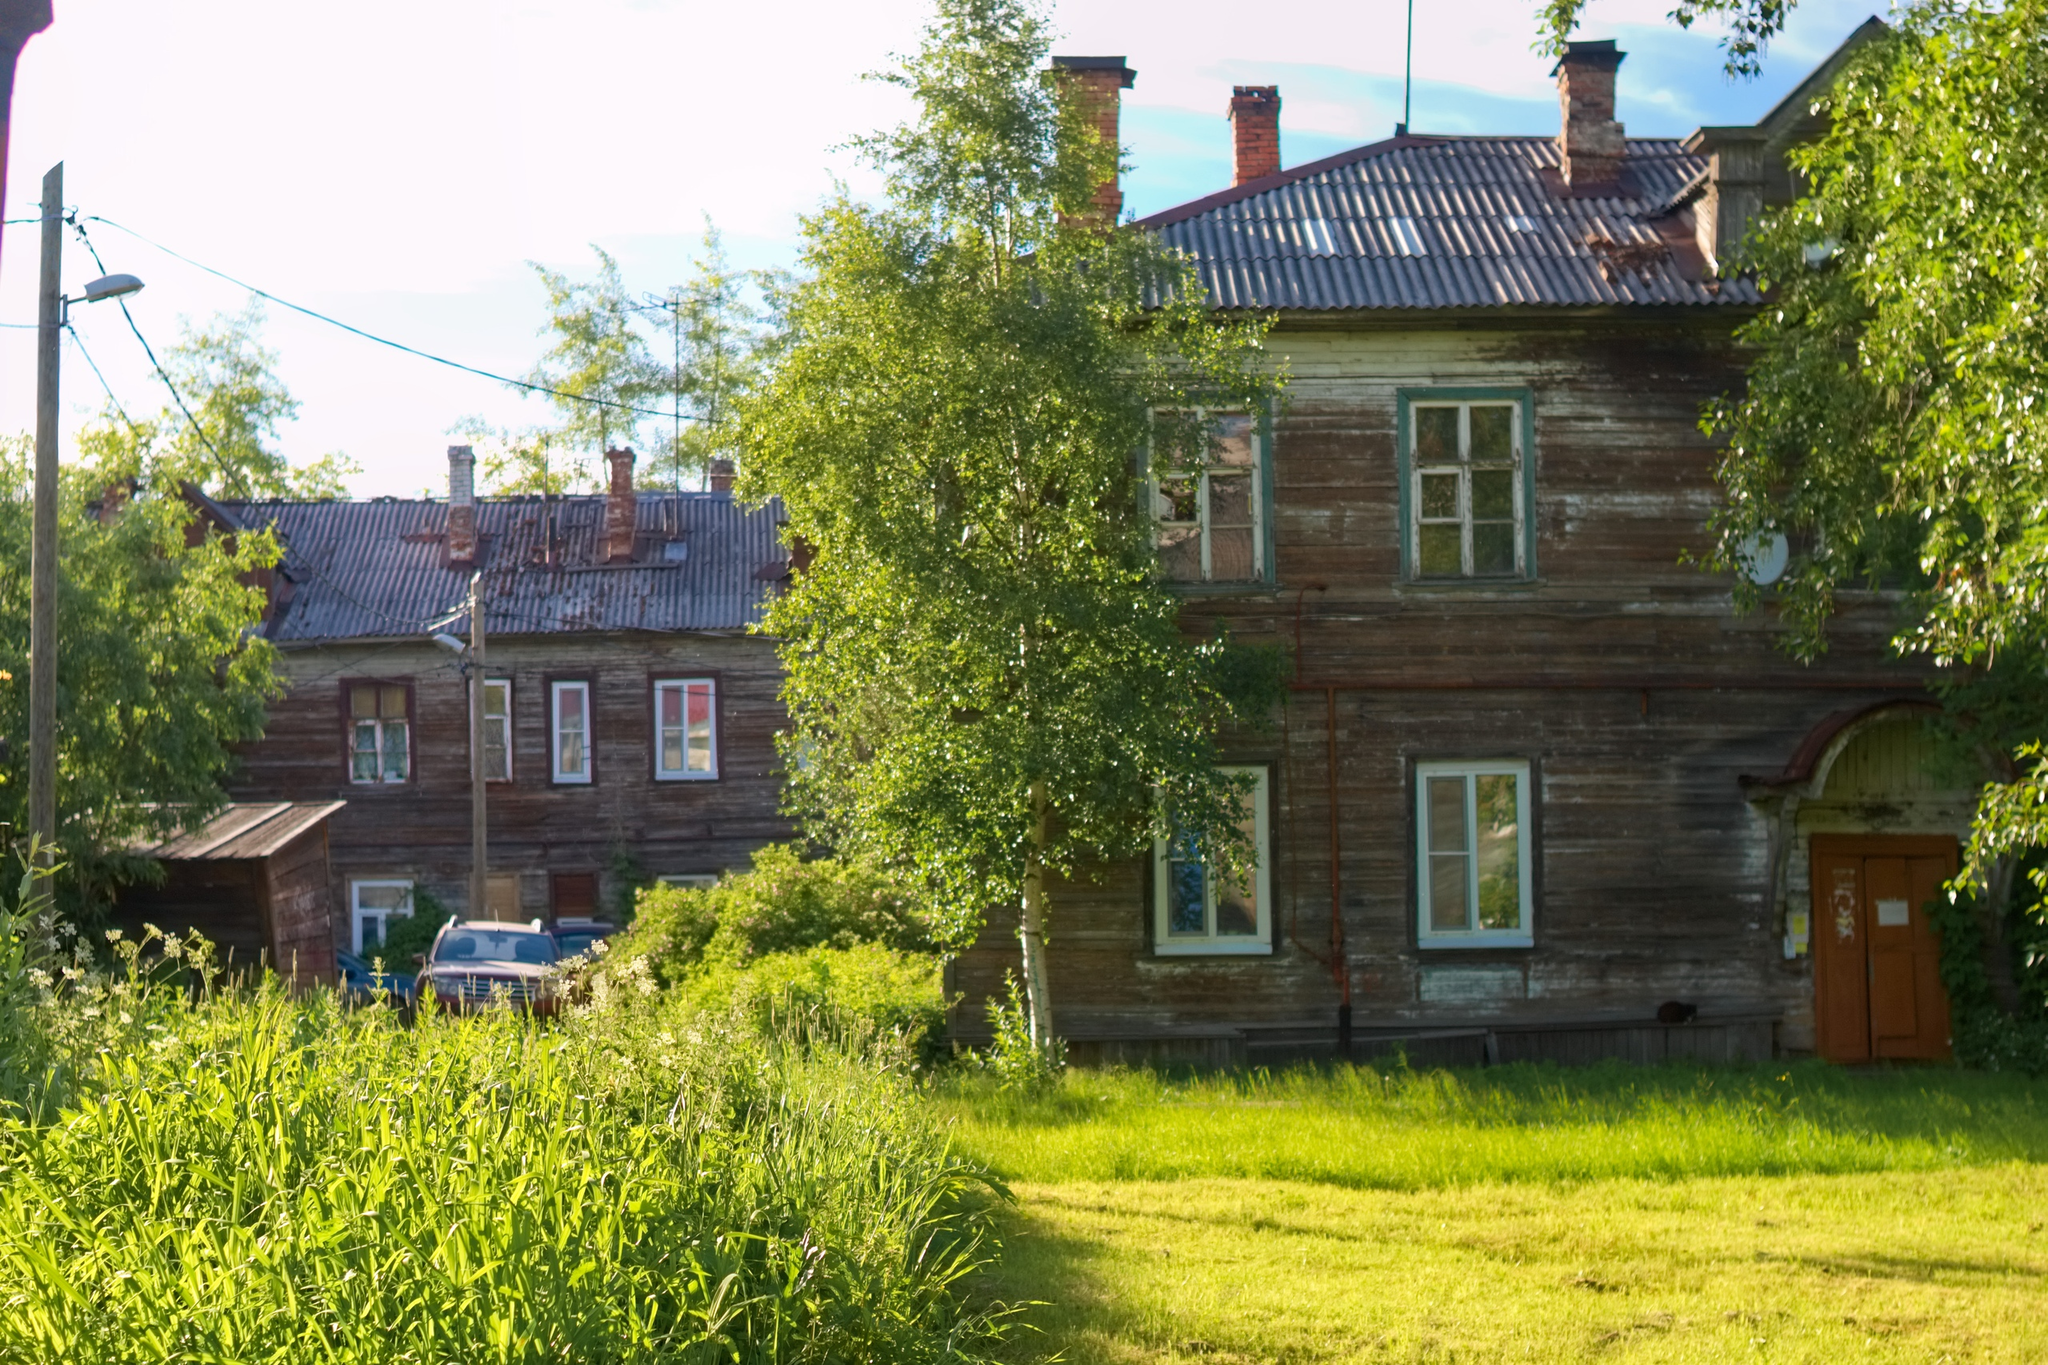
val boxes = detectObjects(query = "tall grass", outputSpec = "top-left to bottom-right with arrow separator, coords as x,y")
0,961 -> 1012,1362
933,1059 -> 2048,1188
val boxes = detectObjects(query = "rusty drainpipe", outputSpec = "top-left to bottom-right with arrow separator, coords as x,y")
1292,582 -> 1349,1055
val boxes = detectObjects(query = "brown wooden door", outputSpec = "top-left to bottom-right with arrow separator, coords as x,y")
1809,836 -> 1955,1062
550,872 -> 598,921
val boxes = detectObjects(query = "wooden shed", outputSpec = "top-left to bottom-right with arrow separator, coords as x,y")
117,801 -> 346,983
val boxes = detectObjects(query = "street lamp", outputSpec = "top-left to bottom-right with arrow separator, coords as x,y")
26,158 -> 148,861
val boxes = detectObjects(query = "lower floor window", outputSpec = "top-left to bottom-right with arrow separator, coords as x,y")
1153,766 -> 1272,955
352,878 -> 415,956
1416,759 -> 1533,947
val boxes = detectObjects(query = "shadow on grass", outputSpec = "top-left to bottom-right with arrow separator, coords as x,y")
975,1199 -> 1165,1365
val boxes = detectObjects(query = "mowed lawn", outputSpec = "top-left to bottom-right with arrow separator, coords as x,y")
933,1063 -> 2048,1363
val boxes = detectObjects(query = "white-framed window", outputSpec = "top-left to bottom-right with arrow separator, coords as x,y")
348,681 -> 411,784
351,878 -> 414,956
1152,409 -> 1264,583
481,678 -> 512,782
658,873 -> 721,890
654,678 -> 718,780
1153,766 -> 1272,956
551,680 -> 592,784
1416,760 -> 1533,948
1408,398 -> 1526,579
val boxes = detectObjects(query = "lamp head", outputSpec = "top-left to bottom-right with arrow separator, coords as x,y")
80,273 -> 144,304
431,631 -> 467,654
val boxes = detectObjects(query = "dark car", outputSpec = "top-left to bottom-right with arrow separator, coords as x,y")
336,949 -> 416,1007
549,917 -> 617,961
417,919 -> 563,1015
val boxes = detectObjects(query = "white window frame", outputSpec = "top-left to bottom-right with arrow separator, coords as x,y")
1415,759 -> 1534,949
1150,408 -> 1266,584
347,681 -> 411,785
480,678 -> 512,783
653,678 -> 719,781
658,873 -> 721,890
1408,398 -> 1526,580
1152,766 -> 1273,956
350,878 -> 415,956
550,680 -> 593,785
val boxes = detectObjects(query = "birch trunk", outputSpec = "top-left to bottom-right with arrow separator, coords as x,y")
1016,777 -> 1055,1054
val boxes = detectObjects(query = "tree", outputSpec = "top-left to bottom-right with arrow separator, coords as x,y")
738,0 -> 1287,1054
1692,2 -> 2048,999
79,305 -> 358,500
0,439 -> 281,906
509,248 -> 659,490
1537,0 -> 1798,77
642,222 -> 771,491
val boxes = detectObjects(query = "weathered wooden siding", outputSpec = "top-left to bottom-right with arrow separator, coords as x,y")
231,632 -> 793,937
957,315 -> 1933,1055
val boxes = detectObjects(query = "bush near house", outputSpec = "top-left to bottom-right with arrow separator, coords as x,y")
607,844 -> 949,1058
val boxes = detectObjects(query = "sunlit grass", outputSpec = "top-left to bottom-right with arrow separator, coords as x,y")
932,1062 -> 2048,1362
933,1060 -> 2048,1187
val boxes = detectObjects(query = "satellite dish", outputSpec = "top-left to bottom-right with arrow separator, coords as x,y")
1738,530 -> 1789,586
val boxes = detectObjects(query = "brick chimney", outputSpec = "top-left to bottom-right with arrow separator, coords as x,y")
1554,40 -> 1627,192
446,445 -> 477,565
1051,55 -> 1137,224
708,457 -> 735,493
604,447 -> 637,563
1229,86 -> 1281,185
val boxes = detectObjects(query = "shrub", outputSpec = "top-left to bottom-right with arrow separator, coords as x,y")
0,959 -> 1011,1362
615,844 -> 935,983
668,942 -> 950,1065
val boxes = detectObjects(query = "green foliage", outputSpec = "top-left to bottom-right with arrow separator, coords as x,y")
0,959 -> 1011,1361
643,222 -> 772,489
375,891 -> 444,967
1924,880 -> 2048,1075
0,846 -> 67,1112
611,844 -> 935,984
739,0 -> 1289,983
0,445 -> 282,901
670,943 -> 950,1065
1534,0 -> 1796,78
978,972 -> 1064,1089
521,247 -> 660,484
78,304 -> 357,499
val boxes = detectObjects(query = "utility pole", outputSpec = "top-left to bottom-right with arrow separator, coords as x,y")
28,160 -> 60,858
468,571 -> 488,920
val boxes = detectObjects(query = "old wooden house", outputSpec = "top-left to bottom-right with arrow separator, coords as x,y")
217,448 -> 794,956
955,24 -> 1978,1067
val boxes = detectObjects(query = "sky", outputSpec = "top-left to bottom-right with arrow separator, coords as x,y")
0,0 -> 1891,497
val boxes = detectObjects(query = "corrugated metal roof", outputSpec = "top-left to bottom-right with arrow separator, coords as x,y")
223,491 -> 788,642
136,801 -> 347,860
1136,135 -> 1761,312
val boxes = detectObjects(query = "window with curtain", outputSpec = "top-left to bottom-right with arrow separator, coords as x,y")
348,682 -> 410,784
551,680 -> 592,784
654,678 -> 718,780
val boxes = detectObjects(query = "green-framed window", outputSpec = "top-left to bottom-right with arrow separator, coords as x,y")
1396,389 -> 1535,582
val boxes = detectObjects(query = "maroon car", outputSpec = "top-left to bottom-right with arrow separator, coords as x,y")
417,920 -> 562,1015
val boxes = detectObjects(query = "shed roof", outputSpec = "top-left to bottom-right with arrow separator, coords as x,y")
135,801 -> 347,861
222,491 -> 788,643
1136,135 -> 1760,312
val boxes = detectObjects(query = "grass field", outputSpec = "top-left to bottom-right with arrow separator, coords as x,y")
935,1063 -> 2048,1363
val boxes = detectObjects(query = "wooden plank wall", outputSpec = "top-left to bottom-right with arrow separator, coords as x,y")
268,825 -> 339,983
956,315 -> 1929,1053
231,632 -> 795,939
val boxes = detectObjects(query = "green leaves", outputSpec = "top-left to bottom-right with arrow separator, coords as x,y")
740,0 -> 1285,947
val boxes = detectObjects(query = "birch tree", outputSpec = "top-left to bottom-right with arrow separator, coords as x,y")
738,0 -> 1286,1055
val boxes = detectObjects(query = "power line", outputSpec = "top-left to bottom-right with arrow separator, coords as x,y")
81,214 -> 705,425
63,322 -> 140,434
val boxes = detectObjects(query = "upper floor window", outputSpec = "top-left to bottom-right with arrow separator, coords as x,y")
551,680 -> 592,784
1152,410 -> 1265,584
1153,766 -> 1272,956
1416,759 -> 1533,948
654,678 -> 718,780
481,679 -> 511,782
1402,393 -> 1530,581
348,682 -> 411,784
